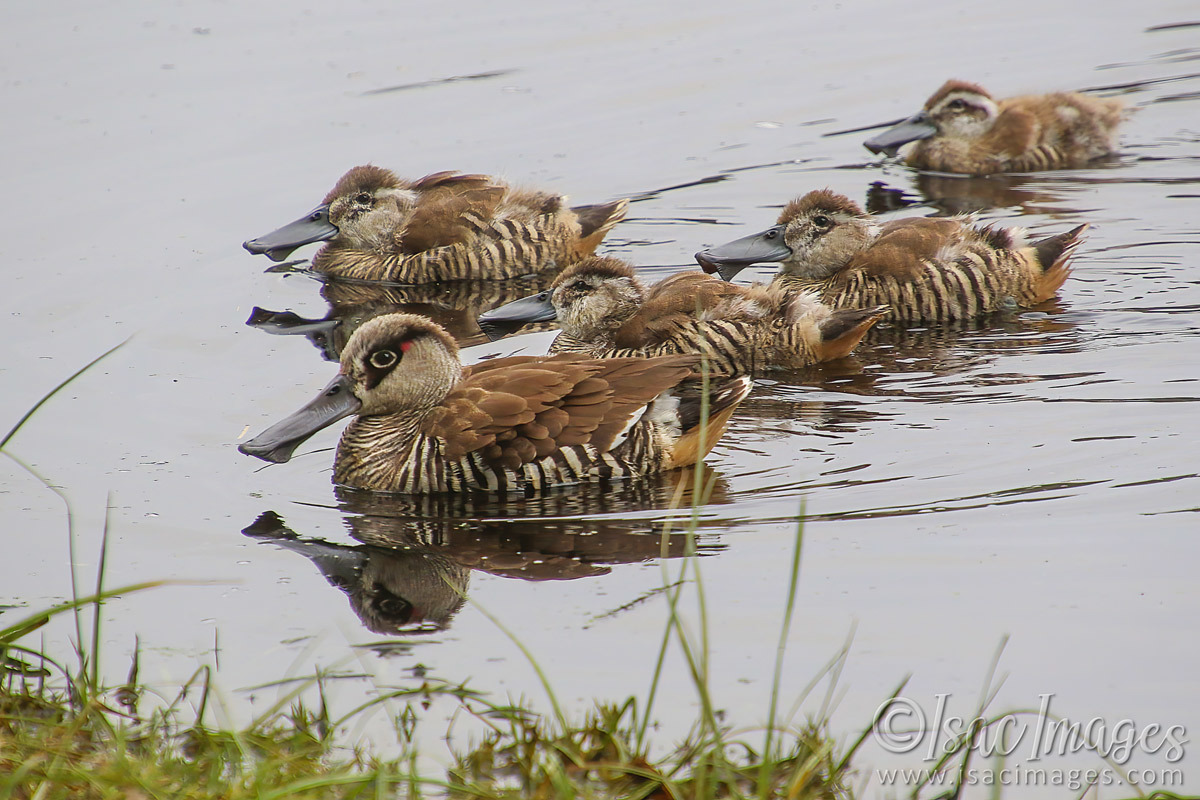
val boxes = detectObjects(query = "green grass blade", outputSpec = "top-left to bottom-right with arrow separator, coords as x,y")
0,339 -> 128,451
463,591 -> 567,732
90,492 -> 115,690
759,506 -> 805,797
1,341 -> 128,686
0,583 -> 166,645
835,675 -> 911,775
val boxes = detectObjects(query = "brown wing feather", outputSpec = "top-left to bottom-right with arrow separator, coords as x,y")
424,393 -> 503,458
983,104 -> 1039,158
400,186 -> 507,254
463,354 -> 567,377
849,218 -> 971,280
613,272 -> 745,348
501,186 -> 565,217
642,272 -> 746,312
426,357 -> 608,466
577,355 -> 698,450
423,354 -> 696,468
410,171 -> 497,193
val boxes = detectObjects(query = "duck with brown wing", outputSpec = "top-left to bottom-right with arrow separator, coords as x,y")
477,256 -> 886,376
696,189 -> 1086,325
864,80 -> 1126,175
244,166 -> 628,283
239,313 -> 751,494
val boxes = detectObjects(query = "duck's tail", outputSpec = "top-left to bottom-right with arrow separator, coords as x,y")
1030,223 -> 1087,303
571,198 -> 630,256
812,305 -> 890,362
668,376 -> 752,468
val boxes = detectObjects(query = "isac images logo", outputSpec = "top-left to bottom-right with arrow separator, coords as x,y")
871,693 -> 1188,791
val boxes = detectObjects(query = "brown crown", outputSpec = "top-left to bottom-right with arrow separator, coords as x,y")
323,164 -> 403,204
341,313 -> 460,365
924,79 -> 993,110
778,189 -> 865,224
551,256 -> 638,287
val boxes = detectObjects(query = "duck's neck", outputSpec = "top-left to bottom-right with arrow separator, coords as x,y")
548,329 -> 614,356
312,244 -> 398,276
333,411 -> 431,491
773,272 -> 828,292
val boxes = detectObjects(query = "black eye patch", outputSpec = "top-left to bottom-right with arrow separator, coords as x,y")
361,336 -> 416,388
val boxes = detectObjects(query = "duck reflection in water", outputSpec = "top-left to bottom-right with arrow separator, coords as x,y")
842,308 -> 1086,401
241,468 -> 730,635
724,304 -> 1084,405
244,510 -> 467,636
865,175 -> 1092,219
246,273 -> 559,362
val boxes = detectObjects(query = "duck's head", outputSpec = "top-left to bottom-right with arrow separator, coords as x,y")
476,256 -> 645,341
349,551 -> 468,634
239,313 -> 460,463
864,80 -> 999,156
243,165 -> 418,261
695,190 -> 871,281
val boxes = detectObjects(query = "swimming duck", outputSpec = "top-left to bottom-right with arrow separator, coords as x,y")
243,166 -> 629,283
478,257 -> 885,374
239,313 -> 750,494
694,190 -> 1086,323
864,80 -> 1125,174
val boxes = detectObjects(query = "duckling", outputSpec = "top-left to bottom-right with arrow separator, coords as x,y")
477,256 -> 886,374
864,80 -> 1125,174
694,189 -> 1086,323
243,166 -> 629,283
239,313 -> 750,494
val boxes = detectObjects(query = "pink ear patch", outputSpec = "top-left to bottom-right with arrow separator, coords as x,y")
400,339 -> 413,353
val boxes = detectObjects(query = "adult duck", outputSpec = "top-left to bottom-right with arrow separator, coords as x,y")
240,313 -> 750,494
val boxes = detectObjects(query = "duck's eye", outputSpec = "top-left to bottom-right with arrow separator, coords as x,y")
947,99 -> 965,111
570,280 -> 591,292
377,594 -> 413,621
354,192 -> 373,205
369,349 -> 398,369
812,214 -> 831,228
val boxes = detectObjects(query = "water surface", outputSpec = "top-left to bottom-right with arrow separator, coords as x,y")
3,1 -> 1198,796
